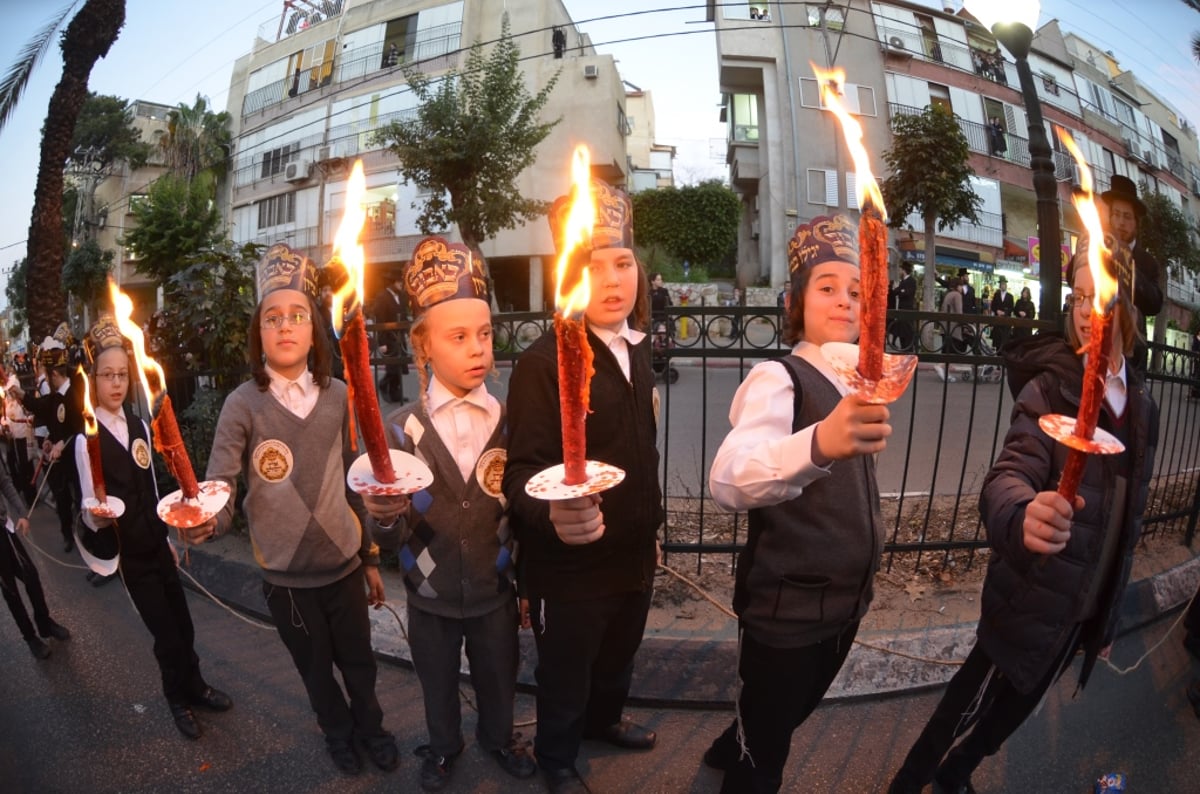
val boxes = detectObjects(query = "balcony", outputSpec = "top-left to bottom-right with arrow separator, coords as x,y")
889,103 -> 1076,181
903,209 -> 1004,248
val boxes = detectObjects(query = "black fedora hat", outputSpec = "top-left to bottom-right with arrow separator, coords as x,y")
1100,174 -> 1146,218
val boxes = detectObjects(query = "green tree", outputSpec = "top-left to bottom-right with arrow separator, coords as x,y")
0,0 -> 126,339
161,240 -> 260,389
62,238 -> 114,317
632,181 -> 741,278
160,93 -> 231,182
370,14 -> 560,250
881,104 -> 982,311
122,171 -> 222,282
1139,190 -> 1200,354
69,92 -> 152,171
4,257 -> 29,338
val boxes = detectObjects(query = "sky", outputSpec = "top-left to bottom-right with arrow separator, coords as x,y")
0,0 -> 1198,279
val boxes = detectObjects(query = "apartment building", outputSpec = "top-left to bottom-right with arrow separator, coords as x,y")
624,86 -> 676,192
224,0 -> 644,311
709,0 -> 1200,331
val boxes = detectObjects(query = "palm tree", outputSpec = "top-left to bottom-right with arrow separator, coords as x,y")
1192,31 -> 1200,65
0,0 -> 125,340
160,93 -> 232,183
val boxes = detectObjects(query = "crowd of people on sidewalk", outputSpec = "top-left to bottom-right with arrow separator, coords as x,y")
2,166 -> 1196,794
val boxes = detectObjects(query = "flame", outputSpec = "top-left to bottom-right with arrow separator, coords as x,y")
554,145 -> 595,317
78,364 -> 99,438
108,279 -> 167,407
1056,127 -> 1118,309
812,64 -> 887,219
330,159 -> 368,337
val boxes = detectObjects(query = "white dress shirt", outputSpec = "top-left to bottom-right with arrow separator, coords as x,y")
75,405 -> 153,531
426,376 -> 501,483
1105,355 -> 1128,418
588,320 -> 647,382
265,366 -> 319,419
709,341 -> 848,512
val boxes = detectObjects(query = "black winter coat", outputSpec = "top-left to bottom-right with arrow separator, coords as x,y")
978,333 -> 1158,694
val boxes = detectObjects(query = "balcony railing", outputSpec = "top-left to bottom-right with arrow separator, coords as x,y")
889,102 -> 1076,181
903,209 -> 1004,248
242,22 -> 461,117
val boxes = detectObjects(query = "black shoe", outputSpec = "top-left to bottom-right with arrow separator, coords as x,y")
543,766 -> 590,793
584,718 -> 656,750
63,539 -> 74,553
169,703 -> 201,740
327,738 -> 362,776
932,776 -> 978,794
702,737 -> 737,771
415,744 -> 461,791
40,620 -> 71,641
1187,680 -> 1200,720
489,733 -> 536,779
189,686 -> 233,712
91,572 -> 117,588
1184,631 -> 1200,662
26,637 -> 51,660
357,732 -> 399,772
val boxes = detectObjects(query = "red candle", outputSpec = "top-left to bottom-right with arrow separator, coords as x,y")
339,309 -> 396,484
858,201 -> 888,381
86,432 -> 107,503
556,315 -> 594,484
1056,307 -> 1113,502
152,394 -> 200,500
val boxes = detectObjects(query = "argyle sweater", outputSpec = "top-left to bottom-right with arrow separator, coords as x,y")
206,378 -> 377,588
372,404 -> 514,619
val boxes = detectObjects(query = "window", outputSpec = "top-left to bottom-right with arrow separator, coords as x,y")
127,194 -> 148,215
382,14 -> 418,68
257,193 -> 296,230
806,5 -> 843,29
286,38 -> 336,97
1040,73 -> 1060,96
261,144 -> 300,179
730,93 -> 759,142
799,78 -> 877,117
807,169 -> 839,207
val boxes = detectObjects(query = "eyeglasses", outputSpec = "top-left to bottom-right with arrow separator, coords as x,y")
262,311 -> 312,330
96,372 -> 130,383
1069,293 -> 1096,311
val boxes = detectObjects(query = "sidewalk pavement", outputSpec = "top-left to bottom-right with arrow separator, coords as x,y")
176,526 -> 1200,708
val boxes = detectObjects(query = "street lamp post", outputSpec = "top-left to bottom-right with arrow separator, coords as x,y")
966,0 -> 1061,324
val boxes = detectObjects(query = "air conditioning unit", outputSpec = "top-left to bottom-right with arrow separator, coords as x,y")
583,64 -> 599,79
1143,148 -> 1158,169
284,160 -> 311,182
1191,177 -> 1200,197
887,35 -> 907,50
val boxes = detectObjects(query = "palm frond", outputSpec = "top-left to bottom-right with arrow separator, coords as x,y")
0,2 -> 79,133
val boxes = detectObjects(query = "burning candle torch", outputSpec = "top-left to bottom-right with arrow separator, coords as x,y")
1040,129 -> 1125,503
329,160 -> 399,488
78,364 -> 108,507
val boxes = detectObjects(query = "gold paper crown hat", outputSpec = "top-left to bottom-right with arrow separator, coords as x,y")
787,214 -> 860,292
404,236 -> 491,317
36,322 -> 70,368
84,315 -> 131,364
257,243 -> 319,302
547,179 -> 634,253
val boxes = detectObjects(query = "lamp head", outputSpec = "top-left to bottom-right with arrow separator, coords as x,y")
964,0 -> 1040,58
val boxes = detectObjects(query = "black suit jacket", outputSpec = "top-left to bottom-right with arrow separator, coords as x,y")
1130,244 -> 1163,325
991,290 -> 1014,316
371,287 -> 406,352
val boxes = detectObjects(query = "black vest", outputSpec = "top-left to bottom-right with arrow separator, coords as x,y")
99,405 -> 169,556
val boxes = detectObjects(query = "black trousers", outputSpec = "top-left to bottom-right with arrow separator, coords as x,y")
46,459 -> 76,544
0,531 -> 53,641
529,588 -> 652,772
263,566 -> 385,744
6,439 -> 35,505
121,542 -> 207,704
712,621 -> 859,794
890,634 -> 1076,792
1185,584 -> 1200,655
408,598 -> 518,756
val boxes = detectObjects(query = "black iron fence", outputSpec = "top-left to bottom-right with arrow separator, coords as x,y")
481,307 -> 1200,575
168,307 -> 1200,575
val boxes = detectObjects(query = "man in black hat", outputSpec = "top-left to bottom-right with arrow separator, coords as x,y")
1101,175 -> 1163,370
372,269 -> 408,403
990,276 -> 1014,352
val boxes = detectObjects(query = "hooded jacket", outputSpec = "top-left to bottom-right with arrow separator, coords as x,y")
978,333 -> 1158,693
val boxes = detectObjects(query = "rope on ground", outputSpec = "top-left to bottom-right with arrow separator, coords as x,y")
1101,588 -> 1195,677
658,561 -> 968,667
21,533 -> 91,571
176,565 -> 275,631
